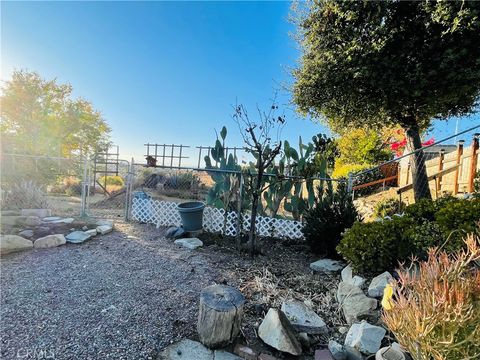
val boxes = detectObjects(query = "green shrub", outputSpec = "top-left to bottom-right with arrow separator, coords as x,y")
373,198 -> 405,218
435,198 -> 480,250
338,197 -> 479,274
403,221 -> 444,260
473,170 -> 480,198
337,217 -> 414,274
303,181 -> 360,258
98,175 -> 124,187
403,195 -> 457,224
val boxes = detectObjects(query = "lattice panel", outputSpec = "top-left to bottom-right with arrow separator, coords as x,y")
131,198 -> 304,240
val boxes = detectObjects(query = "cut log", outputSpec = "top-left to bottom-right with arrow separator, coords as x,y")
197,285 -> 245,349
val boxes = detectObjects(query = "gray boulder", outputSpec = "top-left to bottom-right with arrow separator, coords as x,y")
42,216 -> 62,222
25,216 -> 41,227
258,308 -> 302,356
368,271 -> 394,298
337,282 -> 377,324
18,229 -> 34,239
281,299 -> 328,334
66,231 -> 92,244
328,340 -> 347,360
34,234 -> 66,249
166,226 -> 186,239
174,238 -> 203,250
96,219 -> 114,227
213,350 -> 242,360
0,235 -> 33,255
96,224 -> 113,235
344,321 -> 386,355
160,339 -> 212,360
341,265 -> 366,287
85,229 -> 97,236
310,258 -> 344,272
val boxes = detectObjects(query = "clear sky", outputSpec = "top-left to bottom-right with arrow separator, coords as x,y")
2,1 -> 479,166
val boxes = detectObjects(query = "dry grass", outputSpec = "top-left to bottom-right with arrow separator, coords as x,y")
241,268 -> 345,328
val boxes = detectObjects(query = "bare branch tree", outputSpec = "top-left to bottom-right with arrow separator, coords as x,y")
233,97 -> 285,256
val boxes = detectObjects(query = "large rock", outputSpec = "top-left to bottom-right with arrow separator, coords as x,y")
51,217 -> 74,224
96,224 -> 113,235
174,238 -> 203,250
66,231 -> 92,244
0,235 -> 33,255
341,265 -> 366,287
258,308 -> 302,356
34,234 -> 66,249
344,321 -> 386,355
18,229 -> 34,239
96,219 -> 114,227
310,259 -> 344,272
166,226 -> 186,239
21,209 -> 51,218
337,282 -> 377,324
42,216 -> 62,222
281,299 -> 328,334
25,216 -> 41,227
1,216 -> 27,226
368,272 -> 394,298
85,229 -> 97,236
160,339 -> 212,360
328,340 -> 347,360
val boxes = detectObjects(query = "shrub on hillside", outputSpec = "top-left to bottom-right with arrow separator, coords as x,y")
338,196 -> 479,274
382,234 -> 480,360
98,175 -> 124,187
373,198 -> 405,218
435,198 -> 480,250
303,181 -> 360,258
337,217 -> 414,274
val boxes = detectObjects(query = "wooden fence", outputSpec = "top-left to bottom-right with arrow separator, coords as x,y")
398,134 -> 479,195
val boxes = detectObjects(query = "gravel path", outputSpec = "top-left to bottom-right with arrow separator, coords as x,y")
0,222 -> 223,359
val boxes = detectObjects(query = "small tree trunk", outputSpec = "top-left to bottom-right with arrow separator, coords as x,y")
248,166 -> 263,257
197,285 -> 245,349
405,125 -> 432,201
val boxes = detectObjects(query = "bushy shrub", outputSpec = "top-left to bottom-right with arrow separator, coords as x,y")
338,196 -> 479,274
404,195 -> 457,224
98,175 -> 124,187
373,198 -> 404,218
435,198 -> 480,250
303,181 -> 360,257
474,170 -> 480,197
1,180 -> 49,210
332,163 -> 370,179
165,172 -> 199,190
337,217 -> 414,274
382,234 -> 480,360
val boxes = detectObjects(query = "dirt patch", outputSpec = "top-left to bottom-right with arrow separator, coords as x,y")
1,221 -> 340,359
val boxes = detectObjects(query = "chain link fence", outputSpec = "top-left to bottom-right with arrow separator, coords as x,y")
350,126 -> 480,220
0,153 -> 88,217
126,162 -> 342,240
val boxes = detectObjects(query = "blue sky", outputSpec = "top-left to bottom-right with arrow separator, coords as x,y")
2,1 -> 479,165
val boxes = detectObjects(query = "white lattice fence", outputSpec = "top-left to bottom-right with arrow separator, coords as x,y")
131,198 -> 304,239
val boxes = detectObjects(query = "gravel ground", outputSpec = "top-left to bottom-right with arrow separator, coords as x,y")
1,220 -> 333,360
1,222 -> 224,359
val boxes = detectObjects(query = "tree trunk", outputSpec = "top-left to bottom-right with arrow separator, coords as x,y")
197,285 -> 245,349
405,125 -> 432,201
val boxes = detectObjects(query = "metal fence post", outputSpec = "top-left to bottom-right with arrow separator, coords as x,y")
235,172 -> 244,249
80,156 -> 89,218
347,173 -> 354,200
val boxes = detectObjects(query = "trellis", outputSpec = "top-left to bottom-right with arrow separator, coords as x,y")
131,198 -> 304,240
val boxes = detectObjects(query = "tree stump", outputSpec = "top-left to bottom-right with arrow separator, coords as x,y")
197,285 -> 245,349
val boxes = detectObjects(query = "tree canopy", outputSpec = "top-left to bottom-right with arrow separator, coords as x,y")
1,70 -> 110,157
292,0 -> 480,199
293,0 -> 480,129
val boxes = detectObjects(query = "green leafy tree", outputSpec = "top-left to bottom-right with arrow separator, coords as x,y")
292,1 -> 480,200
1,70 -> 110,157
